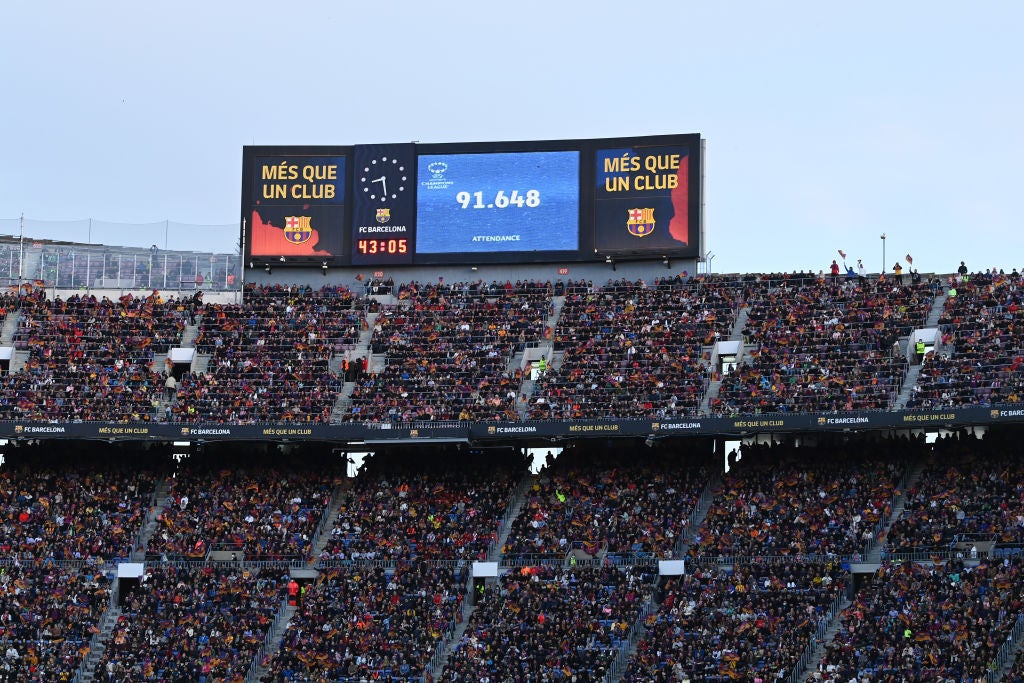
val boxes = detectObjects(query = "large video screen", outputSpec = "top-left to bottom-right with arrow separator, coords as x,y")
248,155 -> 346,259
242,135 -> 701,266
415,151 -> 580,254
593,144 -> 693,254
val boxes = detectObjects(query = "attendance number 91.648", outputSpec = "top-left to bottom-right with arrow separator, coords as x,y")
456,190 -> 540,209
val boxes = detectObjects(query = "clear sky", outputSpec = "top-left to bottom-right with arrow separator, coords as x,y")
2,1 -> 1021,275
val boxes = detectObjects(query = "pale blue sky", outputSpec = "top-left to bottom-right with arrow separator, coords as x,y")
2,1 -> 1021,274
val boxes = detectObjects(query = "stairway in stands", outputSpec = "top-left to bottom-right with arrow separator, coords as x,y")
792,595 -> 853,683
488,472 -> 535,561
131,478 -> 172,561
675,469 -> 722,556
308,483 -> 349,560
330,310 -> 379,421
894,290 -> 948,408
74,603 -> 122,683
244,483 -> 347,683
514,294 -> 566,417
699,304 -> 749,415
864,459 -> 925,563
245,603 -> 298,683
426,471 -> 536,681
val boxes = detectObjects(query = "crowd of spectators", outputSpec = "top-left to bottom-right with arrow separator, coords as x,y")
4,270 -> 1024,423
0,447 -> 165,562
95,564 -> 283,682
321,448 -> 526,563
529,276 -> 737,419
712,275 -> 933,415
625,561 -> 847,682
260,563 -> 465,682
883,431 -> 1024,556
182,284 -> 366,424
909,268 -> 1024,409
689,440 -> 909,559
813,559 -> 1024,682
440,564 -> 654,683
5,432 -> 1024,679
12,265 -> 1024,680
1001,643 -> 1024,683
0,563 -> 111,682
502,443 -> 712,560
150,450 -> 341,561
345,280 -> 550,422
1,291 -> 189,421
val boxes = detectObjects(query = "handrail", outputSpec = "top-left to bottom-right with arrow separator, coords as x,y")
602,594 -> 657,682
72,587 -> 118,683
245,596 -> 290,682
985,612 -> 1024,683
785,592 -> 846,683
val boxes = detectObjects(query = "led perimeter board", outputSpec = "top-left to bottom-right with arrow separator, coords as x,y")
241,134 -> 702,266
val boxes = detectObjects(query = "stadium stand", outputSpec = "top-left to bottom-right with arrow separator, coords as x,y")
320,448 -> 527,563
530,275 -> 737,419
0,563 -> 111,682
440,564 -> 656,683
0,447 -> 165,562
882,431 -> 1024,560
814,559 -> 1024,682
259,563 -> 465,682
149,450 -> 341,562
95,564 -> 283,682
345,279 -> 549,422
624,561 -> 848,682
688,441 -> 910,561
6,264 -> 1024,682
714,275 -> 933,415
183,284 -> 364,424
502,443 -> 711,562
0,270 -> 1013,425
3,292 -> 188,422
909,269 -> 1024,409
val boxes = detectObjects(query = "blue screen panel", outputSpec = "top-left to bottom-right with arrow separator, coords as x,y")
416,151 -> 579,254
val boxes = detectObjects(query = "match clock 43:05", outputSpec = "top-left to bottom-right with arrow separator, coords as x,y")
356,237 -> 408,255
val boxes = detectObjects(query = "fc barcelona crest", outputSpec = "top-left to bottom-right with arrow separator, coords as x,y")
626,208 -> 655,237
376,208 -> 391,224
284,216 -> 312,244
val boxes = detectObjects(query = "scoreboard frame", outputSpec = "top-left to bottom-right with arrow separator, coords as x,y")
240,134 -> 703,267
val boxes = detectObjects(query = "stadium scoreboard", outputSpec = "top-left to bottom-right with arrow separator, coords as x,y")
241,134 -> 703,266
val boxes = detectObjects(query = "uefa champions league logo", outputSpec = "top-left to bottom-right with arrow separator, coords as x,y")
427,162 -> 448,180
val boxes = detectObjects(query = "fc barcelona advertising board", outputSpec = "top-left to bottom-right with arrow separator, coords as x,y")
245,151 -> 348,260
241,134 -> 703,266
2,406 -> 1023,443
593,141 -> 699,256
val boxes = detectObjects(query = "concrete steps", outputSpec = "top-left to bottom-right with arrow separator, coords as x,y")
0,308 -> 21,345
74,605 -> 122,683
245,603 -> 298,683
426,599 -> 476,681
924,293 -> 948,328
180,318 -> 201,347
677,470 -> 722,556
488,473 -> 535,561
132,478 -> 173,561
309,484 -> 348,560
865,460 -> 924,563
792,597 -> 852,682
192,353 -> 212,375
